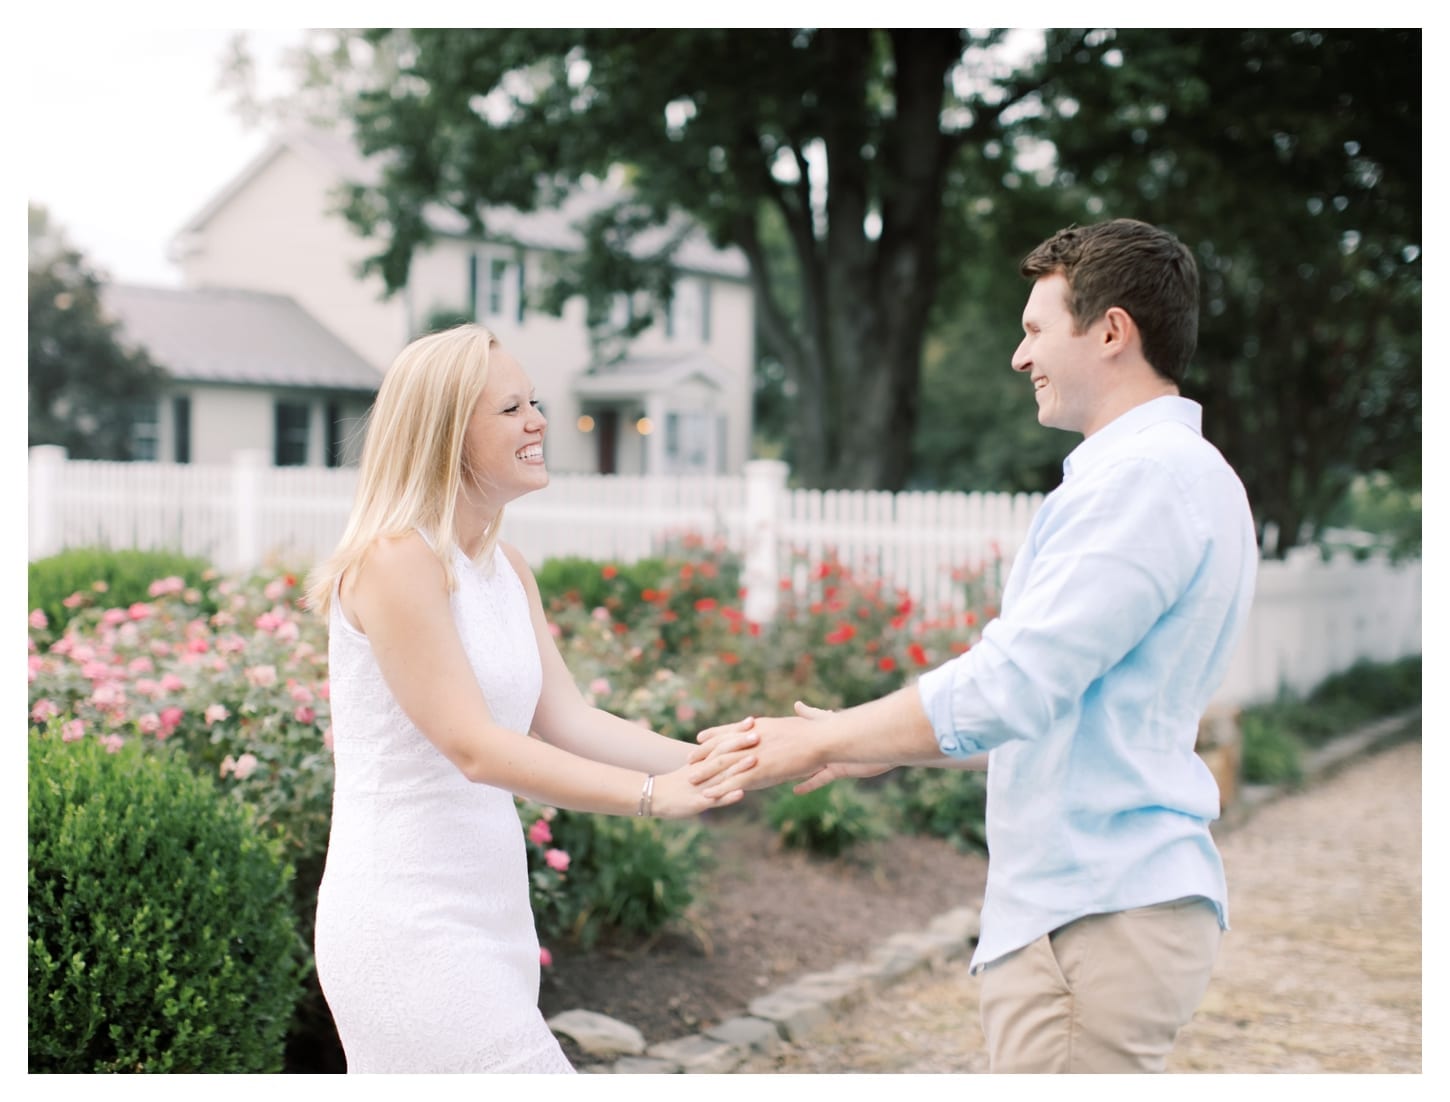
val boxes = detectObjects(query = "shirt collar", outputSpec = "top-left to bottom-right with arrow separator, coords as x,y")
1062,395 -> 1203,480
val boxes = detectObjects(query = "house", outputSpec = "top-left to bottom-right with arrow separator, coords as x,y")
101,282 -> 381,467
167,125 -> 755,475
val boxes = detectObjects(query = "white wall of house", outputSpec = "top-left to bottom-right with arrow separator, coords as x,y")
174,146 -> 411,372
141,384 -> 372,467
410,240 -> 754,475
176,136 -> 755,475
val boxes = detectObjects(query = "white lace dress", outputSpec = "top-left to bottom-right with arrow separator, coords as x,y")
314,542 -> 574,1073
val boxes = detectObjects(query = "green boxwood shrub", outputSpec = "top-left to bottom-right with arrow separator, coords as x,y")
1238,711 -> 1307,785
765,783 -> 891,858
28,727 -> 306,1073
885,767 -> 990,853
28,546 -> 216,633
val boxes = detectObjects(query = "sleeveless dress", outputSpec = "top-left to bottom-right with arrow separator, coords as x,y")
314,541 -> 574,1073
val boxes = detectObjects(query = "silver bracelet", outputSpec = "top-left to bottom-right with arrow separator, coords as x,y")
637,773 -> 655,818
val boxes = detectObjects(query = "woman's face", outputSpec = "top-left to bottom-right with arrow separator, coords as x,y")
460,345 -> 548,510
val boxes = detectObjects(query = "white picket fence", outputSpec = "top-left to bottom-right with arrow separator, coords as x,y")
28,446 -> 1422,707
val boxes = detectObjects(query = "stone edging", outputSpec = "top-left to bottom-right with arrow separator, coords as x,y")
548,707 -> 1421,1073
548,905 -> 982,1073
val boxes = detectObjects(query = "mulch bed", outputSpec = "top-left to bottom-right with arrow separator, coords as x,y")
537,806 -> 988,1068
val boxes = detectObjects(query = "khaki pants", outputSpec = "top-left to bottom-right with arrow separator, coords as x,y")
978,896 -> 1222,1073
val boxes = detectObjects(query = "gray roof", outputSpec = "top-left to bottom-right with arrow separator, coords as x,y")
177,124 -> 750,281
573,351 -> 727,400
101,283 -> 384,392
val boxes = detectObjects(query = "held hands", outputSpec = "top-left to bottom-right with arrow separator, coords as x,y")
650,717 -> 759,818
689,701 -> 895,799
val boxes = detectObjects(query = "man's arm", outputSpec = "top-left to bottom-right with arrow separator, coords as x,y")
696,685 -> 946,796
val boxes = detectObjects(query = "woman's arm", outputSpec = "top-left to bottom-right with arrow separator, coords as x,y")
503,543 -> 753,776
344,533 -> 752,818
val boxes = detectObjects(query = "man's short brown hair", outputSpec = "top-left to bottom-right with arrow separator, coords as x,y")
1020,219 -> 1199,384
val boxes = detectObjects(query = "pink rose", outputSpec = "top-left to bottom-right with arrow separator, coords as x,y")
127,602 -> 153,621
101,734 -> 124,754
276,620 -> 301,643
528,819 -> 553,846
61,719 -> 86,742
128,656 -> 155,675
539,947 -> 553,968
30,699 -> 59,723
264,579 -> 287,601
589,677 -> 611,697
29,609 -> 48,630
101,609 -> 127,627
544,848 -> 570,873
233,753 -> 259,780
187,637 -> 209,654
62,593 -> 86,609
147,576 -> 185,598
254,610 -> 283,633
294,706 -> 316,725
290,683 -> 315,705
204,704 -> 230,726
137,713 -> 161,735
159,706 -> 183,734
245,665 -> 277,688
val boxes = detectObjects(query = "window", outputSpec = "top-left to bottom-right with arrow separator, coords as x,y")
668,279 -> 713,344
129,401 -> 159,461
274,401 -> 310,467
325,401 -> 344,468
171,395 -> 191,464
474,250 -> 523,323
664,410 -> 719,473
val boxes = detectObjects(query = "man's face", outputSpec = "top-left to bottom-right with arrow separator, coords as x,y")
1010,273 -> 1106,436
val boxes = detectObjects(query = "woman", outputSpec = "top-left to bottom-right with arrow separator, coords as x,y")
305,325 -> 757,1073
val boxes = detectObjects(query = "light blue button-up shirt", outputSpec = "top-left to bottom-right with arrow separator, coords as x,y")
916,396 -> 1257,971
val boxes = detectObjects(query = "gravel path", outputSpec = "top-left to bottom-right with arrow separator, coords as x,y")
737,734 -> 1422,1074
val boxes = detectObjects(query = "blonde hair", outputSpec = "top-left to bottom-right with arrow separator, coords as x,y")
305,324 -> 502,617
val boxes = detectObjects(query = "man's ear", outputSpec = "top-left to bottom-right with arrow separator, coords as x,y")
1100,305 -> 1138,358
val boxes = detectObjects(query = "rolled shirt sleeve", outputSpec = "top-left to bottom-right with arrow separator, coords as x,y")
919,455 -> 1208,758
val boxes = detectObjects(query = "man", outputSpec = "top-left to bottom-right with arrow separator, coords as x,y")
696,218 -> 1258,1073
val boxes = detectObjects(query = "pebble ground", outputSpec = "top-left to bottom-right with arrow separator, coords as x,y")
736,736 -> 1423,1074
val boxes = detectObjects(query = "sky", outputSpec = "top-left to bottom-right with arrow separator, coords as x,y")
27,26 -> 305,285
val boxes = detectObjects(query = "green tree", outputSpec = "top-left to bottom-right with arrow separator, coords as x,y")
284,28 -> 1057,490
1021,28 -> 1421,554
28,205 -> 167,459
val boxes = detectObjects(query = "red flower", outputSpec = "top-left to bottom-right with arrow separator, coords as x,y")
680,564 -> 695,581
878,657 -> 897,672
662,610 -> 678,623
908,642 -> 930,667
695,598 -> 718,612
642,588 -> 658,602
952,642 -> 972,655
720,651 -> 740,666
964,611 -> 978,627
601,564 -> 618,580
748,622 -> 762,637
824,623 -> 856,645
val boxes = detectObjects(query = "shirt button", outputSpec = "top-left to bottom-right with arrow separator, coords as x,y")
940,738 -> 959,753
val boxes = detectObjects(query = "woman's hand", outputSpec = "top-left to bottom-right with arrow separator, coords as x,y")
643,718 -> 758,819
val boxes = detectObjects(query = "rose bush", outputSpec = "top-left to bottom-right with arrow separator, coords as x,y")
28,537 -> 1008,1068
